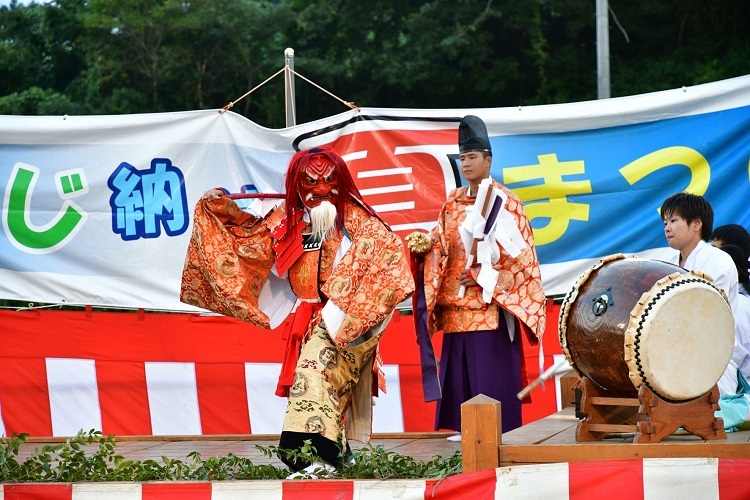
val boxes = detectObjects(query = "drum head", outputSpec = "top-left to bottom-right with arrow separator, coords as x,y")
624,274 -> 734,401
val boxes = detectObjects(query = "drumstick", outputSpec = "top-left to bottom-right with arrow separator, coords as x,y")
516,358 -> 572,400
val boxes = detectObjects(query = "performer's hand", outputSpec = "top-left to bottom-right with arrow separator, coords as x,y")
406,231 -> 431,254
202,188 -> 224,200
459,268 -> 478,287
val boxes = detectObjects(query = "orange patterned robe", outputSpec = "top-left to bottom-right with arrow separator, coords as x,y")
423,181 -> 546,343
181,196 -> 414,451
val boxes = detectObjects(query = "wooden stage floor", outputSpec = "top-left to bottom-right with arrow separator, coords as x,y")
14,409 -> 750,468
499,407 -> 750,466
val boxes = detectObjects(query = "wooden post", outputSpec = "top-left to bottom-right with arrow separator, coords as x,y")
461,394 -> 501,473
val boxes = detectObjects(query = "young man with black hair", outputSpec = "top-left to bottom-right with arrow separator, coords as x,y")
661,192 -> 738,311
407,116 -> 546,439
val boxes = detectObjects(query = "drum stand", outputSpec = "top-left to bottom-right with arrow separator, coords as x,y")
576,377 -> 726,443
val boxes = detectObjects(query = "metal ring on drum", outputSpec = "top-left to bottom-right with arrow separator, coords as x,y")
559,254 -> 734,402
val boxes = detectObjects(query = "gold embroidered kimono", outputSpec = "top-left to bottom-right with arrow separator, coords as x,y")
181,196 -> 414,450
423,182 -> 546,343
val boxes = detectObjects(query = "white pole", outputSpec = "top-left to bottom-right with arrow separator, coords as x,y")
284,48 -> 296,127
596,0 -> 610,99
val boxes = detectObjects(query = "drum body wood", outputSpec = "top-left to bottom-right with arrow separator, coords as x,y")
559,254 -> 734,401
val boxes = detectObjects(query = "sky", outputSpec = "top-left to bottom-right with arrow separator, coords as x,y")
0,0 -> 50,6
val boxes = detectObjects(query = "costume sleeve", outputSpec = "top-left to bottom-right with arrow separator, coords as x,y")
489,189 -> 546,342
422,203 -> 449,332
321,206 -> 415,346
180,196 -> 276,329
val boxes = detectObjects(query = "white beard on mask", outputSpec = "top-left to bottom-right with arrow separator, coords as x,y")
308,200 -> 338,242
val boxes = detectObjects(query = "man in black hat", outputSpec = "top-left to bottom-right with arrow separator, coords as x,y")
406,115 -> 546,440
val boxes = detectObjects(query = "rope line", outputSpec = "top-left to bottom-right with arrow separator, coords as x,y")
289,68 -> 357,110
219,66 -> 358,114
220,67 -> 285,113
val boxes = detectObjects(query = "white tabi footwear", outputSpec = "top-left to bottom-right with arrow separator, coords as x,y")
286,461 -> 336,479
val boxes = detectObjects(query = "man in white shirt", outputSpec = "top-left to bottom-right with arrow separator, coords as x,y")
661,192 -> 748,429
661,192 -> 738,311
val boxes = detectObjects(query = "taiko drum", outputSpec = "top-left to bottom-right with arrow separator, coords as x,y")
559,254 -> 734,401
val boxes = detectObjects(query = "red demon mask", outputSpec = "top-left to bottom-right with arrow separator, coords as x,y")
285,147 -> 364,229
299,154 -> 340,209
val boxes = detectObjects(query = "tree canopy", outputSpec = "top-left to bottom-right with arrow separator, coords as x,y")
1,0 -> 748,127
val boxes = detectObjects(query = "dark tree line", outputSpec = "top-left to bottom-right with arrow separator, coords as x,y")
1,0 -> 748,127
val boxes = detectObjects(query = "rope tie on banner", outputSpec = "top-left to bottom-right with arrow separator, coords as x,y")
220,67 -> 358,114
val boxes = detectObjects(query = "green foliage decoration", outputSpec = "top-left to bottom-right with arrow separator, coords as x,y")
0,431 -> 462,482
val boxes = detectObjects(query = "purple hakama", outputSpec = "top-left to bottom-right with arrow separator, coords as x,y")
435,312 -> 522,433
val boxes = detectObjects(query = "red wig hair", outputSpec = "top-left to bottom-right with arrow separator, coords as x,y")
284,147 -> 374,230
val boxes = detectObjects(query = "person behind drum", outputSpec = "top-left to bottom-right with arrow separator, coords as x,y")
711,224 -> 750,258
406,115 -> 546,441
711,224 -> 750,283
715,243 -> 750,431
660,192 -> 738,312
717,244 -> 750,383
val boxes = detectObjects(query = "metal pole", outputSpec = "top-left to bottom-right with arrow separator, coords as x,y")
284,48 -> 296,127
596,0 -> 610,99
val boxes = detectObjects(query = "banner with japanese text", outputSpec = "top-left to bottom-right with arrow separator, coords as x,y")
2,74 -> 750,309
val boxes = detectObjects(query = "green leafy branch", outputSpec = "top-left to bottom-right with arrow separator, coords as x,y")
1,431 -> 461,482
